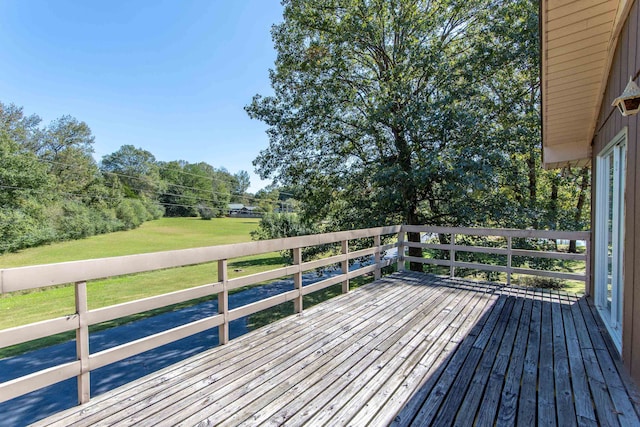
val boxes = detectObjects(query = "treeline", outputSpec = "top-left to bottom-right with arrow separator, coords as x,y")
0,101 -> 282,254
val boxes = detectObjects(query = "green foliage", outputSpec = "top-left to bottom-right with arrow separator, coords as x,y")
158,160 -> 233,218
0,207 -> 55,253
197,203 -> 215,220
247,0 -> 591,252
101,144 -> 164,198
251,212 -> 318,261
251,212 -> 315,241
518,276 -> 565,290
115,198 -> 156,230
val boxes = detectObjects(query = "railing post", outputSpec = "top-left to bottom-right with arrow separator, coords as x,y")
75,281 -> 90,404
342,240 -> 349,293
374,234 -> 381,280
449,233 -> 456,278
397,229 -> 406,272
507,236 -> 513,285
293,247 -> 303,312
218,259 -> 229,345
585,235 -> 591,296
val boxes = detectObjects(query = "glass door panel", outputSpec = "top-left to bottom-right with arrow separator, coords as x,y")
595,130 -> 626,352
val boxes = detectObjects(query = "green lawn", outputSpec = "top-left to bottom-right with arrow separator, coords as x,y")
0,217 -> 288,330
0,217 -> 263,268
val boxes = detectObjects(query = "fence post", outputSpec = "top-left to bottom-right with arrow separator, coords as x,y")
75,281 -> 90,404
585,235 -> 591,296
218,259 -> 229,345
507,236 -> 513,285
449,233 -> 456,278
374,234 -> 381,280
293,247 -> 303,312
342,240 -> 349,293
397,229 -> 406,272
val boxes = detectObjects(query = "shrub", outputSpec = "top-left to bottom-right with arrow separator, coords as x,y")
197,204 -> 215,220
518,276 -> 565,290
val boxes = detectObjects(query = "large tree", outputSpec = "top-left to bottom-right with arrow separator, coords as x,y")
101,144 -> 164,199
247,0 -> 521,269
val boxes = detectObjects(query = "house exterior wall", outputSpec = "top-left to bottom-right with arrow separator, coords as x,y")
591,0 -> 640,381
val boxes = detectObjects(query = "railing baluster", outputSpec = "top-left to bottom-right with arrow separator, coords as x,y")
342,240 -> 349,293
218,259 -> 229,345
75,281 -> 90,404
293,247 -> 303,312
397,230 -> 406,272
585,235 -> 592,296
374,235 -> 381,280
449,233 -> 456,278
507,236 -> 513,285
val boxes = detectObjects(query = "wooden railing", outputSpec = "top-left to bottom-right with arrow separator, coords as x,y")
398,225 -> 591,286
0,225 -> 590,407
0,226 -> 400,405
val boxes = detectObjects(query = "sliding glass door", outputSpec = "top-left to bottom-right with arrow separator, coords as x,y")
595,129 -> 626,352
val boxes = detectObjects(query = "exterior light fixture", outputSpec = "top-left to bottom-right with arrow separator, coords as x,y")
612,77 -> 640,116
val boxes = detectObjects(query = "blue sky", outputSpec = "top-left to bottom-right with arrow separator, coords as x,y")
0,0 -> 283,192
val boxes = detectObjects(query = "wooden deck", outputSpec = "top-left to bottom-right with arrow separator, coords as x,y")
34,272 -> 640,426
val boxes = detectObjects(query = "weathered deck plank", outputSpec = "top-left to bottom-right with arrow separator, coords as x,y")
32,272 -> 640,427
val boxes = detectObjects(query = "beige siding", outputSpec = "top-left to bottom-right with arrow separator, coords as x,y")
591,0 -> 640,381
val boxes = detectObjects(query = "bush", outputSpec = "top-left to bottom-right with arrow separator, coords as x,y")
143,198 -> 165,220
197,204 -> 215,220
251,213 -> 318,262
518,276 -> 565,290
0,208 -> 55,253
54,201 -> 96,240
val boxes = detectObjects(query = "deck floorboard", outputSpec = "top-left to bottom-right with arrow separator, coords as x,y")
33,272 -> 640,426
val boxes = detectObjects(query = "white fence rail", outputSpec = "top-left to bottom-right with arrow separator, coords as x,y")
398,225 -> 590,285
0,225 -> 590,407
0,226 -> 400,405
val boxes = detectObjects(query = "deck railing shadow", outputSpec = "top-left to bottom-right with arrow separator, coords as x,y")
390,279 -> 640,426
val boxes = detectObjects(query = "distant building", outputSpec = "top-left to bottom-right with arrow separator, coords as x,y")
227,203 -> 262,218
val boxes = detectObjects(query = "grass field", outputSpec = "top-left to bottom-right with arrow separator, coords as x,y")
0,217 -> 287,331
0,217 -> 263,268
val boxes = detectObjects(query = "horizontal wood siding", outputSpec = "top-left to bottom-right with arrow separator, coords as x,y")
591,0 -> 640,382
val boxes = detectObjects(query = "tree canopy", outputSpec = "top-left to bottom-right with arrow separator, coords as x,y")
0,101 -> 256,254
247,0 -> 590,266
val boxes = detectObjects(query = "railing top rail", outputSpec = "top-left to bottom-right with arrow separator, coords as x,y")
402,225 -> 591,241
0,225 -> 401,294
0,224 -> 590,294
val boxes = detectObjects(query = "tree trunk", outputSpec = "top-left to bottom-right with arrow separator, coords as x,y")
406,205 -> 423,272
527,148 -> 538,228
391,124 -> 423,272
569,166 -> 590,253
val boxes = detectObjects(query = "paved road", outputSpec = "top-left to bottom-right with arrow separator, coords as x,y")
0,268 -> 344,426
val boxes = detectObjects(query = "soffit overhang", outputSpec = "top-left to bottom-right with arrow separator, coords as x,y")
541,0 -> 634,168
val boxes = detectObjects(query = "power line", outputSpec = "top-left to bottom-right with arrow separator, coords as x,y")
36,157 -> 295,199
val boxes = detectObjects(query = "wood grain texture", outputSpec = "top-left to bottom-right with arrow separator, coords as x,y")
31,272 -> 640,427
